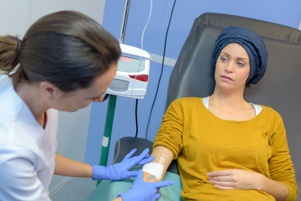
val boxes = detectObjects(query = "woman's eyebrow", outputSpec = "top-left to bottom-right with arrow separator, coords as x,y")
220,51 -> 248,61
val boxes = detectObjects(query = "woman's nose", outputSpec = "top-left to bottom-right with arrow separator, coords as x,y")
92,97 -> 102,102
225,61 -> 234,72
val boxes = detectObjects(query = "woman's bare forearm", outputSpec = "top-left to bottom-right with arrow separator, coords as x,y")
54,153 -> 92,178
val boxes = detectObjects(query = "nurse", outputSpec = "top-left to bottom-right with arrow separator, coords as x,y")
0,10 -> 172,201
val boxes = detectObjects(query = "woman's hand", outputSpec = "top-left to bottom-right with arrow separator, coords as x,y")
207,169 -> 264,190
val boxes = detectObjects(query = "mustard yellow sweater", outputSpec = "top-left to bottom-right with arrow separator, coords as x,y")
153,97 -> 297,201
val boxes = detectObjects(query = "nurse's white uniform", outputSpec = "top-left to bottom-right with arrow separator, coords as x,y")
0,75 -> 58,201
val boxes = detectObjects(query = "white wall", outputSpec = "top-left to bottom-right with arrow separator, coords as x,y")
0,0 -> 106,195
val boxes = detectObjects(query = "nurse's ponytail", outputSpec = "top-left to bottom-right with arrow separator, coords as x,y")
0,35 -> 21,74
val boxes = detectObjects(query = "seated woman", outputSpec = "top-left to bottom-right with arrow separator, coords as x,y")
143,26 -> 298,201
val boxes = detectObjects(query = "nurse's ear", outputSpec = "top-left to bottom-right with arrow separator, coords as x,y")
40,81 -> 62,100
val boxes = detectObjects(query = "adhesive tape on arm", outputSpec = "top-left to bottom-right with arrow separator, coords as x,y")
142,162 -> 164,180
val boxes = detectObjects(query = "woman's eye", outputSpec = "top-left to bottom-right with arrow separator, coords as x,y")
220,57 -> 228,62
237,61 -> 245,67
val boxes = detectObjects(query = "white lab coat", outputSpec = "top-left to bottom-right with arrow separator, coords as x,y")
0,75 -> 58,201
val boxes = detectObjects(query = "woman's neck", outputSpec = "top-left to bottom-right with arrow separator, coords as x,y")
14,81 -> 48,127
210,86 -> 248,109
208,89 -> 255,121
209,93 -> 248,110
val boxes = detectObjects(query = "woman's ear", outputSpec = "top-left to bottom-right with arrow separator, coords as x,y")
40,81 -> 61,100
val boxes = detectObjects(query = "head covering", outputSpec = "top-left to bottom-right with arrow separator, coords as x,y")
212,26 -> 268,86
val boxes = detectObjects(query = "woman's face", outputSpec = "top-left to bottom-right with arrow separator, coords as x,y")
214,43 -> 250,91
53,63 -> 118,112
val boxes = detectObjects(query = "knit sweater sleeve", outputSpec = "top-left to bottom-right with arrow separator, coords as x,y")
267,108 -> 298,201
153,98 -> 185,159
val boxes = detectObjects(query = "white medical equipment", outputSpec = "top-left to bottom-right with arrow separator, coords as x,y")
106,43 -> 151,99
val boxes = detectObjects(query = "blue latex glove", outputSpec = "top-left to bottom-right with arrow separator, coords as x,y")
92,148 -> 154,180
119,170 -> 174,201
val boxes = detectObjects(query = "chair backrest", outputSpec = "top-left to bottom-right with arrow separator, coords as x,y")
167,12 -> 301,194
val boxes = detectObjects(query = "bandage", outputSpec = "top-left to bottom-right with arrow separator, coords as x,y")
142,157 -> 165,180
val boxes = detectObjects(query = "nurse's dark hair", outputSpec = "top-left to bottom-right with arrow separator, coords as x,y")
0,10 -> 121,92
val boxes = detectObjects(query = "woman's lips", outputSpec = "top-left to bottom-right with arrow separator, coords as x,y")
221,75 -> 233,81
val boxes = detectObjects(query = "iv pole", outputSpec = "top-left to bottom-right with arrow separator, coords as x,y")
97,0 -> 131,185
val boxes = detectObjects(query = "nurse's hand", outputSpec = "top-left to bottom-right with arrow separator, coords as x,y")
118,170 -> 174,201
92,148 -> 154,180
